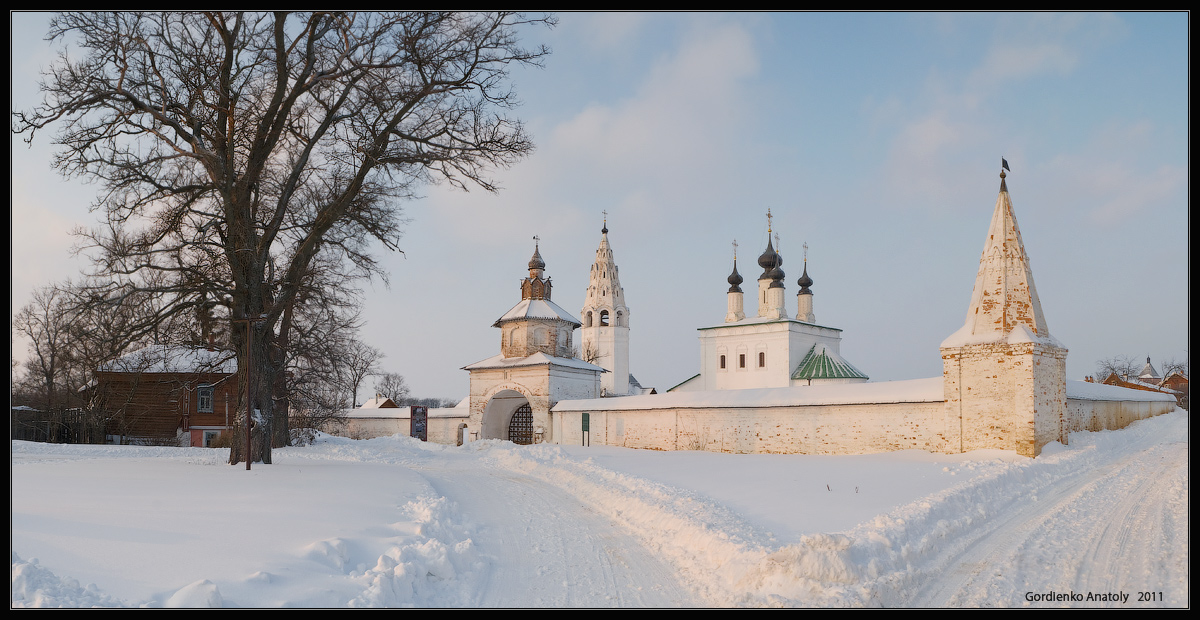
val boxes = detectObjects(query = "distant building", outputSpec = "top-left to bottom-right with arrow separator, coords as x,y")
1097,356 -> 1188,409
95,345 -> 238,446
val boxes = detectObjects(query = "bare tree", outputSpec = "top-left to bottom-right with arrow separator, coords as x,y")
1161,356 -> 1189,380
16,12 -> 552,465
13,287 -> 74,413
373,372 -> 411,403
580,340 -> 601,364
1095,355 -> 1141,383
342,340 -> 384,408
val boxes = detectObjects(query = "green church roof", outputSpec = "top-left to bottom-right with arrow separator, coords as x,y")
791,343 -> 869,381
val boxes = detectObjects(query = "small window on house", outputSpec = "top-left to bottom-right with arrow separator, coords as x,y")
720,355 -> 726,369
758,352 -> 765,368
739,354 -> 746,369
198,385 -> 214,413
600,310 -> 609,326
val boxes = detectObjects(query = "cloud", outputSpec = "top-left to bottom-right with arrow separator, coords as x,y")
878,14 -> 1132,212
429,18 -> 766,247
575,12 -> 652,53
969,42 -> 1077,86
550,21 -> 760,174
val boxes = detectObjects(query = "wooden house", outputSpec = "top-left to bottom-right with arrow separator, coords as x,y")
95,345 -> 239,446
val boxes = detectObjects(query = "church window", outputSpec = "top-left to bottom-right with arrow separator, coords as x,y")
758,352 -> 765,368
616,310 -> 623,327
585,311 -> 592,327
720,355 -> 726,369
739,354 -> 746,369
600,310 -> 609,326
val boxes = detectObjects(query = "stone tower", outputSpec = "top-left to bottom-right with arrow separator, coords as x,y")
940,168 -> 1068,457
580,218 -> 630,396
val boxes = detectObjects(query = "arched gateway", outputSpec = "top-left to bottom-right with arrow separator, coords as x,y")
465,240 -> 603,445
480,388 -> 535,442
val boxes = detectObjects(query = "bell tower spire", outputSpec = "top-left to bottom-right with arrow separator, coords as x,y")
581,215 -> 630,396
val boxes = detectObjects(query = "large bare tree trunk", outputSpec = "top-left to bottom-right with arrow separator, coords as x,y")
228,321 -> 275,465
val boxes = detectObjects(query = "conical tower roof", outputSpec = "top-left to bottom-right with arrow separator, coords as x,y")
1138,356 -> 1160,380
943,171 -> 1057,347
583,223 -> 627,314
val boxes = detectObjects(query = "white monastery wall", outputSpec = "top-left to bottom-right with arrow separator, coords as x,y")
340,407 -> 470,444
550,378 -> 1171,457
555,401 -> 948,455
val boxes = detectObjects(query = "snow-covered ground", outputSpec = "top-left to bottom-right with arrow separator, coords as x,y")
11,409 -> 1189,607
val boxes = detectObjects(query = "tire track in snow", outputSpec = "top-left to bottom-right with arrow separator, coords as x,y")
1071,440 -> 1187,601
906,434 -> 1187,607
414,459 -> 698,607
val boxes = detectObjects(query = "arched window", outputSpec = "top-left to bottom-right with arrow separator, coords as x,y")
616,310 -> 623,327
585,311 -> 593,327
758,352 -> 766,368
720,355 -> 726,369
600,310 -> 609,326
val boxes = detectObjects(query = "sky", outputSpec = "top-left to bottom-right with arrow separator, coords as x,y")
10,12 -> 1189,400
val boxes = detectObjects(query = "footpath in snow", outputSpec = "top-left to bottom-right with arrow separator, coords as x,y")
11,409 -> 1188,607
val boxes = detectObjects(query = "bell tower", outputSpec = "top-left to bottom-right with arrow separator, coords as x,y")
580,215 -> 630,396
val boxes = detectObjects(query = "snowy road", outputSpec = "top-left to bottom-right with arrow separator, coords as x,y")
414,460 -> 697,606
11,410 -> 1189,607
907,434 -> 1188,607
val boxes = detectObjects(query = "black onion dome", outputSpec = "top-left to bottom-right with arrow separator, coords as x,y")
757,237 -> 779,277
727,260 -> 744,293
528,245 -> 546,270
768,261 -> 785,288
797,263 -> 813,293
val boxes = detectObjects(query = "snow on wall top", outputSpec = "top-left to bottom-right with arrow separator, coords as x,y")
342,406 -> 469,419
552,377 -> 945,412
99,345 -> 236,374
1065,380 -> 1177,402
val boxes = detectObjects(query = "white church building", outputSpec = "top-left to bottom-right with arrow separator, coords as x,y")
464,169 -> 1175,457
670,211 -> 869,393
